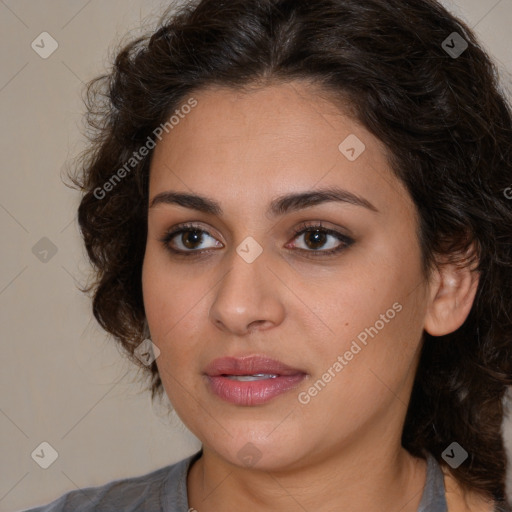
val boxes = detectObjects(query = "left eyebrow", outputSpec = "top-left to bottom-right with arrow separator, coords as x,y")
149,185 -> 379,216
268,186 -> 379,216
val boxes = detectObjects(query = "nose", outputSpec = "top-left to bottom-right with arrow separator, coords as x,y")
208,248 -> 286,336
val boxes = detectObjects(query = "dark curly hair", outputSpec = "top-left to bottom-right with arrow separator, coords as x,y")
71,0 -> 512,503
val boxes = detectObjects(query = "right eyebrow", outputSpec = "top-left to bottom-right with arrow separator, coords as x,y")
149,191 -> 222,215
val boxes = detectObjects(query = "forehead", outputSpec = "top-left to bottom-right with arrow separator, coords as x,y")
149,82 -> 411,218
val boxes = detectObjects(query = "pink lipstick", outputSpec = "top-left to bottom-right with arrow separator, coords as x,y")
204,355 -> 307,406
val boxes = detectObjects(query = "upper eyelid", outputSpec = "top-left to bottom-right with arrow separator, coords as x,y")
165,222 -> 345,239
288,226 -> 353,250
163,223 -> 351,250
165,223 -> 221,241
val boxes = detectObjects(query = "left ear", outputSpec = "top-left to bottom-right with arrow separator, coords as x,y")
424,250 -> 480,337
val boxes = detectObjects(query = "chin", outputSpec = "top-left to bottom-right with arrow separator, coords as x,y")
200,421 -> 312,471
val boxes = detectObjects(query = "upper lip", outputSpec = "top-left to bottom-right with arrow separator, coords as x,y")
204,355 -> 306,377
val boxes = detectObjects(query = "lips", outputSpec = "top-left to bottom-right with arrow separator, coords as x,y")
204,355 -> 307,406
204,355 -> 304,377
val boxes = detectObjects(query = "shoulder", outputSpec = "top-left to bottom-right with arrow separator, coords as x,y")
19,452 -> 200,512
441,464 -> 510,512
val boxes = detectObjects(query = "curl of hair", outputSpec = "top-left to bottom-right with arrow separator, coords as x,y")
71,0 -> 512,502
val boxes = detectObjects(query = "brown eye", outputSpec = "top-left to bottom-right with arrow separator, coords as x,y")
161,224 -> 223,254
288,224 -> 354,256
181,230 -> 204,249
303,229 -> 329,250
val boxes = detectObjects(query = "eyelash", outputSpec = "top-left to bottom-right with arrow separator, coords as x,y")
160,221 -> 354,258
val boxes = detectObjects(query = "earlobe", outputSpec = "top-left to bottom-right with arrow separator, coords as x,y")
424,259 -> 480,337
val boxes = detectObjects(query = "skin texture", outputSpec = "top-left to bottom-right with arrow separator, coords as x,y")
142,82 -> 482,512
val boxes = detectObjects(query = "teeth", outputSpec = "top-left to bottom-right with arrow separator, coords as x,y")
226,374 -> 278,381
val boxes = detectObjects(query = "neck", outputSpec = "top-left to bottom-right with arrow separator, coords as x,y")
187,438 -> 427,512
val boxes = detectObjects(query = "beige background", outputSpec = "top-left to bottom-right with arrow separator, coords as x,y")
0,1 -> 511,510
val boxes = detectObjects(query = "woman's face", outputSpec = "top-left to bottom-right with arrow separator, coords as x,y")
142,82 -> 431,470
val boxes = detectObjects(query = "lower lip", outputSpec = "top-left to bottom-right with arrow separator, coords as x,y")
206,374 -> 306,406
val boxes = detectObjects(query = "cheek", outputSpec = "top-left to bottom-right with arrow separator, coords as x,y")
141,242 -> 222,416
142,257 -> 204,406
299,250 -> 416,345
304,242 -> 426,384
300,302 -> 424,430
143,245 -> 199,322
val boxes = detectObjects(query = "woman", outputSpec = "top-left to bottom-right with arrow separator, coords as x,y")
25,0 -> 512,510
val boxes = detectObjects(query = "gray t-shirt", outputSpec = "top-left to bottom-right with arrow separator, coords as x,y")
19,450 -> 504,512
